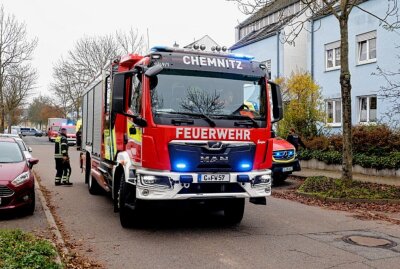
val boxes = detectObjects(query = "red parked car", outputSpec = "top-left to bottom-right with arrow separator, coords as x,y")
0,137 -> 38,215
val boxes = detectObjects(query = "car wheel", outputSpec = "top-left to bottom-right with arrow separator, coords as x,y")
118,173 -> 140,228
88,175 -> 103,195
223,198 -> 245,225
272,174 -> 288,186
24,190 -> 35,215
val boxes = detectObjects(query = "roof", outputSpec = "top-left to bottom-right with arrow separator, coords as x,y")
184,35 -> 219,48
311,0 -> 368,21
230,14 -> 296,50
238,0 -> 299,28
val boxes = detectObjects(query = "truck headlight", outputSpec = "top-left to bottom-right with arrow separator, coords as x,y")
139,175 -> 172,188
253,175 -> 271,185
11,171 -> 31,187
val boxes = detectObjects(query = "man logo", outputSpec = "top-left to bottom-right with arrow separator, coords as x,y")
200,156 -> 229,163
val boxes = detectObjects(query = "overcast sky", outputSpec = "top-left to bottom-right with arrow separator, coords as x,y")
1,0 -> 247,96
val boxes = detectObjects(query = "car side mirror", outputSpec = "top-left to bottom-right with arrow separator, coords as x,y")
28,158 -> 39,169
28,147 -> 33,152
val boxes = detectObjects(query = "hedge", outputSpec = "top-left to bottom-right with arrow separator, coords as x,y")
298,149 -> 400,170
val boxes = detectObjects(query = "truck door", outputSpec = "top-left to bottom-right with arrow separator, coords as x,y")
126,73 -> 143,165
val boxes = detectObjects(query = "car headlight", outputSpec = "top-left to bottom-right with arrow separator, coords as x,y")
11,171 -> 31,187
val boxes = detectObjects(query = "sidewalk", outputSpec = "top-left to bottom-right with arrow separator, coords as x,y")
292,168 -> 400,186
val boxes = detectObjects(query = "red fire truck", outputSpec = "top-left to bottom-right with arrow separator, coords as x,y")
81,46 -> 283,227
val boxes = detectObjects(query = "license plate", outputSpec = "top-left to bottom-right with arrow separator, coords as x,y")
199,174 -> 230,182
282,167 -> 293,172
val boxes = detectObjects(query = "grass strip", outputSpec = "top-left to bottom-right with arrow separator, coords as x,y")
0,229 -> 61,269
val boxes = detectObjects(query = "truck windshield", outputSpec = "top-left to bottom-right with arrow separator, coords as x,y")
151,73 -> 266,128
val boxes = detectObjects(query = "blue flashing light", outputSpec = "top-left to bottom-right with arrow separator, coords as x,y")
238,162 -> 252,172
151,46 -> 173,52
175,163 -> 187,170
241,163 -> 251,169
180,175 -> 193,184
230,53 -> 254,60
237,175 -> 250,183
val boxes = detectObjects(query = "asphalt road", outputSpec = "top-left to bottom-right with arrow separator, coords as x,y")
23,135 -> 400,269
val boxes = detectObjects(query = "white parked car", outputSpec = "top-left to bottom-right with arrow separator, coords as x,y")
0,134 -> 32,160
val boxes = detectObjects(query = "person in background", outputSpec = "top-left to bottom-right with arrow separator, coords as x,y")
286,128 -> 306,151
54,128 -> 73,186
76,126 -> 82,150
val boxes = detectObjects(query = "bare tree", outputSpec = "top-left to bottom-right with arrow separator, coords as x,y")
51,29 -> 146,120
116,27 -> 147,55
373,51 -> 400,127
0,5 -> 38,132
229,0 -> 399,182
180,88 -> 225,114
3,64 -> 37,132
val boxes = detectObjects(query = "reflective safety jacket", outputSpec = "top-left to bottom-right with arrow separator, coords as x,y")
54,134 -> 68,158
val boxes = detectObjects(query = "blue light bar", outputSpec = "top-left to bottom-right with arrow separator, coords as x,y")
151,46 -> 173,52
229,53 -> 254,60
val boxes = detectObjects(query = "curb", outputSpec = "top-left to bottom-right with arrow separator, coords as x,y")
297,191 -> 400,204
34,171 -> 68,264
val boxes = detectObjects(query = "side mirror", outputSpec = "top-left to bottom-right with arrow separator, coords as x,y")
145,65 -> 163,77
269,81 -> 283,123
28,147 -> 33,152
28,158 -> 39,169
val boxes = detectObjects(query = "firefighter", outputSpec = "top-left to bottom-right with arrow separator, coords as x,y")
286,128 -> 306,151
54,128 -> 73,186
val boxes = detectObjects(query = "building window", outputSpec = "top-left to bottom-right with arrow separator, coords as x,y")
358,95 -> 377,123
326,99 -> 341,126
357,31 -> 377,64
325,41 -> 340,70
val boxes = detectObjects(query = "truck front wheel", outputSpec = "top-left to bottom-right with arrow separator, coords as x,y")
118,174 -> 140,228
223,198 -> 245,225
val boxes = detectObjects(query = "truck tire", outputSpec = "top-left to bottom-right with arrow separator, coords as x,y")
223,198 -> 245,225
85,156 -> 90,184
118,173 -> 140,228
272,174 -> 288,185
88,175 -> 103,195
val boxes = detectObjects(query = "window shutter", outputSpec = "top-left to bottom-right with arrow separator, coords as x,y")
325,41 -> 340,51
356,31 -> 377,42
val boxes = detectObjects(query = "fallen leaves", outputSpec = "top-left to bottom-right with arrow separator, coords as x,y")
273,177 -> 400,225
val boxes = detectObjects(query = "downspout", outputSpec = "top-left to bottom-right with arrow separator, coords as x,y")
277,31 -> 280,78
311,19 -> 314,79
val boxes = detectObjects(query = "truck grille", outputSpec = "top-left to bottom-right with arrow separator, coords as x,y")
273,150 -> 295,161
0,185 -> 14,197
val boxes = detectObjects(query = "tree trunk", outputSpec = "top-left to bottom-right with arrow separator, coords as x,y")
339,16 -> 353,183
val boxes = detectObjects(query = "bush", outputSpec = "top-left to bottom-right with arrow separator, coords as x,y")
304,124 -> 400,156
298,150 -> 400,170
0,229 -> 60,269
298,176 -> 400,199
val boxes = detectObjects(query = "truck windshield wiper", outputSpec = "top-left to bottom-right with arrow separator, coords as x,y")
155,111 -> 216,127
215,114 -> 259,128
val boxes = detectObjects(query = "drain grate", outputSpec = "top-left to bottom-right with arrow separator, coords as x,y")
343,235 -> 397,249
